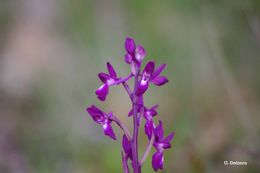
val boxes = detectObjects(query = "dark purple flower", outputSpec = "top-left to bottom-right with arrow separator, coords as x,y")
144,119 -> 154,139
86,105 -> 116,140
143,105 -> 158,138
124,38 -> 146,75
122,135 -> 132,160
152,121 -> 174,171
143,105 -> 158,121
136,61 -> 168,96
128,103 -> 158,139
96,62 -> 118,101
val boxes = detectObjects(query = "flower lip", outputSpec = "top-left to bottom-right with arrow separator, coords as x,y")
95,83 -> 109,102
152,151 -> 164,171
103,121 -> 116,140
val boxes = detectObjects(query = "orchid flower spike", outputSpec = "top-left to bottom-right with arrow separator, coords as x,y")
86,37 -> 174,173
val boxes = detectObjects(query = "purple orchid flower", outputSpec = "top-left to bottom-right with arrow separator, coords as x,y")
86,105 -> 116,140
136,61 -> 169,96
124,37 -> 146,75
128,104 -> 158,139
96,62 -> 120,101
143,105 -> 158,139
152,121 -> 174,171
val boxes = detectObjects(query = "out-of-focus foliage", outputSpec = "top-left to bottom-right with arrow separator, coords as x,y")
0,0 -> 259,173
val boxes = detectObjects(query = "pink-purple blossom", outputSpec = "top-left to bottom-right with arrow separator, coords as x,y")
136,61 -> 169,96
124,37 -> 146,75
86,105 -> 116,140
152,121 -> 174,171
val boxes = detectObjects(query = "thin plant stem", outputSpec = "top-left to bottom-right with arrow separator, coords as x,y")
140,133 -> 155,165
113,116 -> 132,140
132,70 -> 141,173
122,81 -> 133,101
121,151 -> 130,173
113,74 -> 133,85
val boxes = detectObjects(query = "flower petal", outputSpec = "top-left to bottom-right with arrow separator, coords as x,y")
122,135 -> 132,159
151,76 -> 168,86
86,105 -> 103,117
151,64 -> 166,80
152,151 -> 164,171
128,109 -> 133,117
95,84 -> 109,101
86,105 -> 105,123
98,73 -> 111,83
107,62 -> 117,79
162,132 -> 175,144
125,54 -> 133,64
161,132 -> 174,149
130,61 -> 139,75
144,105 -> 158,120
125,37 -> 135,54
142,61 -> 155,77
103,122 -> 116,140
154,120 -> 164,142
135,80 -> 149,96
145,120 -> 154,139
135,45 -> 146,63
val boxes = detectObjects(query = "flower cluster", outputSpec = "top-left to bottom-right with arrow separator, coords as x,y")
86,37 -> 174,173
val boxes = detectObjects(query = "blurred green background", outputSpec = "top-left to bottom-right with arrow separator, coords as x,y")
0,0 -> 260,172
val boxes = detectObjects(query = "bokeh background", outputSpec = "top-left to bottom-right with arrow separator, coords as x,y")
0,0 -> 260,172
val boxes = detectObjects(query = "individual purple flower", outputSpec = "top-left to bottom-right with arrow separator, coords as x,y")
143,105 -> 158,139
128,103 -> 158,139
96,62 -> 118,101
135,61 -> 168,96
124,38 -> 146,75
122,134 -> 132,160
86,105 -> 116,140
144,105 -> 158,120
152,121 -> 174,171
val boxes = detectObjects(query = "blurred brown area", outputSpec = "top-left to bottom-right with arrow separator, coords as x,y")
0,0 -> 260,173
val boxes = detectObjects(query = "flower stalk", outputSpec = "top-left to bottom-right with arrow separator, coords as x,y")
132,69 -> 141,173
86,37 -> 174,172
